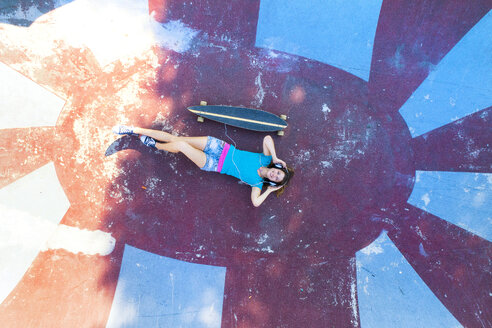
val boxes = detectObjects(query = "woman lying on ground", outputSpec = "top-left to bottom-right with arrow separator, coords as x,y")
112,125 -> 294,207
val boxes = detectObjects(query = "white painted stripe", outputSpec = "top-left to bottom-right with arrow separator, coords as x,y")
0,62 -> 66,129
0,162 -> 69,304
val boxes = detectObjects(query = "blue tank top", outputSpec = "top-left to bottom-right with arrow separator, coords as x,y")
220,145 -> 272,187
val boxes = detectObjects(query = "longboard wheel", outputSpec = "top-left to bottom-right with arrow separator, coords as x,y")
277,130 -> 284,136
197,116 -> 205,123
200,101 -> 207,106
280,114 -> 287,120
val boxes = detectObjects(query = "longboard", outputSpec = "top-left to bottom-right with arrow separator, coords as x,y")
187,101 -> 288,135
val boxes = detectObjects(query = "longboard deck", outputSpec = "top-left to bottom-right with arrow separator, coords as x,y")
188,105 -> 287,132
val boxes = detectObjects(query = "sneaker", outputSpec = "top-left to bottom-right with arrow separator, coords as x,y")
112,125 -> 135,135
140,135 -> 157,148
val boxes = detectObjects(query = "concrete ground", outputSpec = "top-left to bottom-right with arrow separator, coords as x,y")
0,0 -> 491,327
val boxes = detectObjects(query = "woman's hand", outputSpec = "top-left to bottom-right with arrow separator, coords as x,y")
272,157 -> 287,168
267,185 -> 282,192
251,185 -> 281,207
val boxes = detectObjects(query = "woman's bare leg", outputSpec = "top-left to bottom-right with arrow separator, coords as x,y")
134,127 -> 208,151
157,141 -> 207,168
133,127 -> 174,142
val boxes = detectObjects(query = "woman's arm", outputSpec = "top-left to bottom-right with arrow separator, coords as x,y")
262,136 -> 286,166
251,186 -> 279,207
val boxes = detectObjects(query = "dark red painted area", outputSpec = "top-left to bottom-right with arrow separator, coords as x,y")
149,0 -> 261,48
0,250 -> 117,327
0,0 -> 491,327
0,127 -> 55,188
222,255 -> 358,327
97,48 -> 413,327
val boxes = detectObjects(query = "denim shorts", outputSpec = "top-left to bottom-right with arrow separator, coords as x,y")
201,137 -> 230,172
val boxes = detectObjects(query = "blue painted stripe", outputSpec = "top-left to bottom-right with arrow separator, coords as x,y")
106,245 -> 226,328
356,231 -> 462,328
255,0 -> 383,81
407,171 -> 492,242
399,11 -> 492,137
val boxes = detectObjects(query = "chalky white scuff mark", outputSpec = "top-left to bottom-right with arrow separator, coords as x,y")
413,225 -> 427,241
72,111 -> 126,181
144,176 -> 167,198
320,109 -> 372,171
241,246 -> 274,254
144,176 -> 161,191
350,263 -> 360,327
109,182 -> 135,204
262,50 -> 299,73
321,161 -> 333,169
322,104 -> 331,120
152,17 -> 199,53
293,149 -> 313,165
360,237 -> 384,255
45,225 -> 115,255
152,111 -> 180,136
152,111 -> 170,126
257,233 -> 268,245
253,72 -> 265,106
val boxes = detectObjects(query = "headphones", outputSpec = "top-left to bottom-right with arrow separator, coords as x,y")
264,163 -> 289,187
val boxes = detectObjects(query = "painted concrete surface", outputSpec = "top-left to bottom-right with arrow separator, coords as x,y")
0,61 -> 65,128
0,1 -> 491,327
356,231 -> 462,328
255,0 -> 383,81
106,244 -> 226,328
408,171 -> 492,242
0,163 -> 69,304
399,11 -> 492,138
